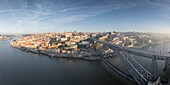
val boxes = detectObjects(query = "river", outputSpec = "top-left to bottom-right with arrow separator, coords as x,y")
131,41 -> 170,77
0,39 -> 169,85
0,39 -> 133,85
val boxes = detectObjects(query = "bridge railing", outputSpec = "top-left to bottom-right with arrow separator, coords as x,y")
120,51 -> 153,85
93,39 -> 162,85
107,45 -> 152,85
92,39 -> 168,60
125,52 -> 152,80
119,51 -> 146,85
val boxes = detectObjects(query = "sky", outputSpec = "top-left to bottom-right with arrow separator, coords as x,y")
0,0 -> 170,34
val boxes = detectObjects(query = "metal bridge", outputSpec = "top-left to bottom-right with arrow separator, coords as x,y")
92,38 -> 169,85
93,39 -> 170,60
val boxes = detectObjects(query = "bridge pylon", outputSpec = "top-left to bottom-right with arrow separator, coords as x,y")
151,56 -> 158,81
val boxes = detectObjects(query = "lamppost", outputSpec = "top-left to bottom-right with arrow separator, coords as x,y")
163,48 -> 164,56
160,50 -> 162,56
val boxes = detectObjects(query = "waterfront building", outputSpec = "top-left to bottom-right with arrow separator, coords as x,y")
65,32 -> 72,38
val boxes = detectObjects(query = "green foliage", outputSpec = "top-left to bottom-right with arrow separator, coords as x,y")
58,45 -> 64,49
124,41 -> 131,46
134,42 -> 142,46
75,43 -> 78,46
56,40 -> 61,43
64,44 -> 67,47
134,37 -> 150,46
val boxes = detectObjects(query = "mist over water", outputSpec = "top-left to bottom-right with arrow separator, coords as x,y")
134,41 -> 170,77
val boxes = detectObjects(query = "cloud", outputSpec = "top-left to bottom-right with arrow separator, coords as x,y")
0,0 -> 138,33
60,8 -> 76,12
0,9 -> 19,13
0,0 -> 170,34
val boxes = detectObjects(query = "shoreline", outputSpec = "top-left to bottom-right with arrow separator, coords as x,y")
11,46 -> 114,61
0,37 -> 13,41
0,39 -> 12,41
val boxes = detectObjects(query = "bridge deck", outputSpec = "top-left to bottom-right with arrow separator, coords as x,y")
98,55 -> 137,84
93,39 -> 169,60
95,39 -> 154,85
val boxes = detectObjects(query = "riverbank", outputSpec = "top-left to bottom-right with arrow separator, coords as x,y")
0,39 -> 126,85
11,46 -> 114,61
0,38 -> 12,41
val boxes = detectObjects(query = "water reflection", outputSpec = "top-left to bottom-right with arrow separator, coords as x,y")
0,40 -> 133,85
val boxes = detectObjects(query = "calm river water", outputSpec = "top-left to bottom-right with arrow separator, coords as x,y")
0,39 -> 169,85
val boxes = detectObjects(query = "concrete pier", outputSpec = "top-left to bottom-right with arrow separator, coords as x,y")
163,57 -> 170,85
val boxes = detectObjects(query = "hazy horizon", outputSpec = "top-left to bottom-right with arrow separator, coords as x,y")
0,30 -> 170,36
